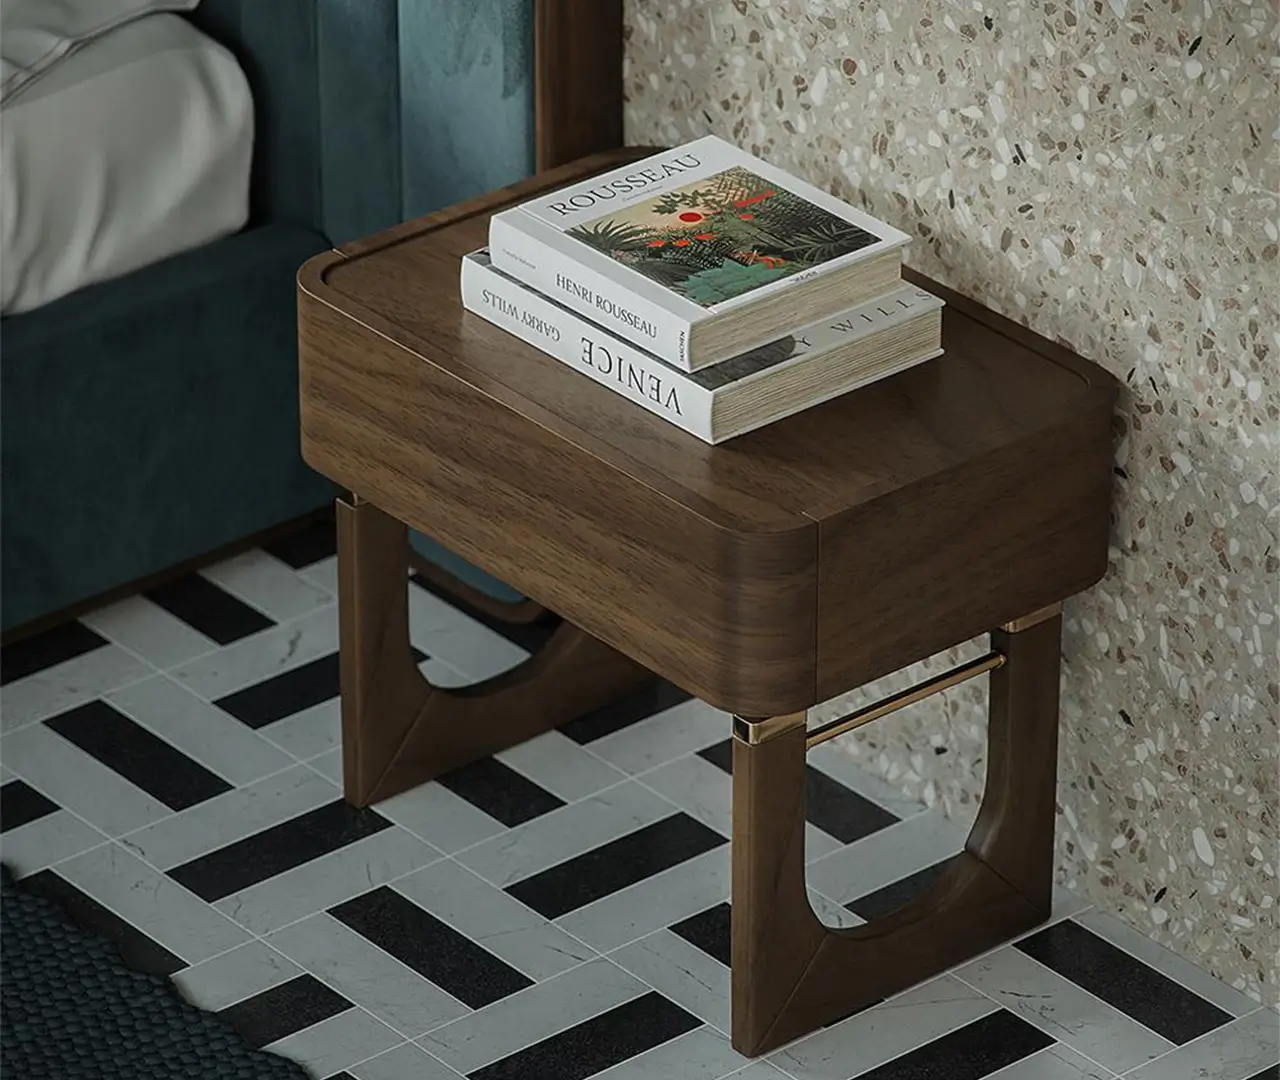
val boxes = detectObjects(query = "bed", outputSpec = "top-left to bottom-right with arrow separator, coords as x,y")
2,11 -> 253,315
0,0 -> 615,636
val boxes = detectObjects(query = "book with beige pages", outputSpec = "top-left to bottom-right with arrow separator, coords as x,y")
461,248 -> 943,444
487,135 -> 912,371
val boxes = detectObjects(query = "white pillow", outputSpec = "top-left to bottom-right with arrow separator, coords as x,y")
0,0 -> 200,105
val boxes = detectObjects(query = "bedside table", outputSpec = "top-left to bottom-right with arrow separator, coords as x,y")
297,150 -> 1118,1056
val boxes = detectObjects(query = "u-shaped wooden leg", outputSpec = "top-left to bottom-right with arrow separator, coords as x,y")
337,496 -> 655,807
730,613 -> 1063,1056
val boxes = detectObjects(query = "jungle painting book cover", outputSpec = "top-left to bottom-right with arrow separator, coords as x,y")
563,166 -> 881,308
507,136 -> 911,318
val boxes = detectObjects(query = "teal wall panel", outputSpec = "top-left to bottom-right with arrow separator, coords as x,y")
398,0 -> 535,219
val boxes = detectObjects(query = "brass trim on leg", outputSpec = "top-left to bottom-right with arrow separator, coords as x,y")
804,650 -> 1006,750
733,712 -> 807,746
1001,602 -> 1063,634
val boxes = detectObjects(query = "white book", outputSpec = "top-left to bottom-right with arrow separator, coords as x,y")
488,135 -> 911,371
461,249 -> 943,444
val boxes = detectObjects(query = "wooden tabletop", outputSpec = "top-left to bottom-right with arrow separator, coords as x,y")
298,151 -> 1118,716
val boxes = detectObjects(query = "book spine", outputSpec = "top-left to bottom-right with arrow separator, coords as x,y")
460,256 -> 715,441
488,214 -> 696,370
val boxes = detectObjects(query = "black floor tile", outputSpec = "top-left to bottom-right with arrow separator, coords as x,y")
45,700 -> 231,811
262,517 -> 337,569
669,902 -> 732,967
438,758 -> 565,827
469,991 -> 700,1080
700,738 -> 899,844
23,870 -> 186,977
0,779 -> 60,833
215,647 -> 424,729
1016,919 -> 1234,1045
218,973 -> 352,1049
558,680 -> 691,745
804,766 -> 899,844
331,886 -> 532,1009
505,813 -> 726,920
1,621 -> 109,685
144,574 -> 275,645
846,859 -> 953,921
854,1009 -> 1053,1079
168,801 -> 393,902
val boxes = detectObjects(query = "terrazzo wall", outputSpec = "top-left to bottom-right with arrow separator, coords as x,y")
623,0 -> 1279,1002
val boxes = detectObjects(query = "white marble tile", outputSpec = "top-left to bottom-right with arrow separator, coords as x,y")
119,764 -> 337,869
724,1064 -> 794,1080
171,940 -> 302,1012
805,810 -> 968,906
59,842 -> 249,964
374,779 -> 507,855
214,828 -> 439,935
170,607 -> 339,701
636,752 -> 840,860
769,975 -> 997,1080
2,721 -> 172,837
393,860 -> 596,982
419,655 -> 474,689
108,674 -> 293,786
418,957 -> 647,1076
0,810 -> 105,878
200,551 -> 334,624
610,929 -> 732,1032
268,913 -> 469,1038
588,697 -> 731,775
309,747 -> 344,785
267,1006 -> 402,1079
558,844 -> 731,953
638,752 -> 735,837
259,697 -> 342,761
0,645 -> 152,733
1074,908 -> 1262,1019
806,742 -> 930,822
81,595 -> 215,670
953,945 -> 1175,1074
496,729 -> 628,803
298,555 -> 338,596
406,582 -> 528,680
592,1025 -> 753,1079
808,887 -> 864,930
984,1043 -> 1118,1080
1124,1007 -> 1279,1080
348,1041 -> 464,1080
456,781 -> 670,889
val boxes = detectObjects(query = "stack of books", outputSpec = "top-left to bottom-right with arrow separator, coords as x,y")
461,135 -> 944,444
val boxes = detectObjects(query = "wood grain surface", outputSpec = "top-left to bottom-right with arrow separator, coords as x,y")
534,0 -> 623,170
298,150 -> 1118,715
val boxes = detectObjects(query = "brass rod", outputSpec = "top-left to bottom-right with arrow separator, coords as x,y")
805,650 -> 1006,750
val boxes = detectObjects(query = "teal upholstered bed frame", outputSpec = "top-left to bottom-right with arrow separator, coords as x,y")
193,0 -> 543,607
2,0 -> 619,632
189,0 -> 537,245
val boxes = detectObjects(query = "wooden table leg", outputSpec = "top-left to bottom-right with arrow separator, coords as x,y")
337,495 -> 655,806
730,612 -> 1063,1057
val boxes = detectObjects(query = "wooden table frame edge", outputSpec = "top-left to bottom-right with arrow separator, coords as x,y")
312,5 -> 1117,1057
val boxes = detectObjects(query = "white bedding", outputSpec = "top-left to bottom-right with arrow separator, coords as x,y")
1,12 -> 253,315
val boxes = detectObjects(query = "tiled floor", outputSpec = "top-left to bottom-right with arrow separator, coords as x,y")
2,518 -> 1277,1080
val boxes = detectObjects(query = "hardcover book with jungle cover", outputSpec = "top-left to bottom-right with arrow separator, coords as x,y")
488,135 -> 910,369
567,165 -> 881,307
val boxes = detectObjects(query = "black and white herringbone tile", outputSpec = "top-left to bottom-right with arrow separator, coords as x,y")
2,522 -> 1277,1080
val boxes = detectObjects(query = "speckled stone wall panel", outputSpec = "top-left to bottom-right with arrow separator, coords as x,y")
624,0 -> 1279,1003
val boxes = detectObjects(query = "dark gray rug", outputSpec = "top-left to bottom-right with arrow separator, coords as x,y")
1,865 -> 310,1079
